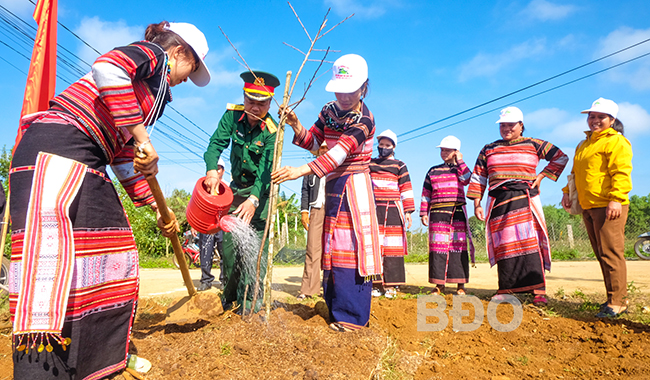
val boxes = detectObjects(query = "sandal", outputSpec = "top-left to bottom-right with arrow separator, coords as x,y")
456,288 -> 466,295
533,295 -> 547,306
127,354 -> 152,374
596,305 -> 628,318
329,322 -> 354,333
491,294 -> 509,301
432,286 -> 444,295
385,288 -> 397,299
296,294 -> 308,301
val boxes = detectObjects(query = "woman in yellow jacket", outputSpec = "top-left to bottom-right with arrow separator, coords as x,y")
562,97 -> 632,318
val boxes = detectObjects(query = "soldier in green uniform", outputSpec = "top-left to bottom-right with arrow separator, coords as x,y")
204,71 -> 280,313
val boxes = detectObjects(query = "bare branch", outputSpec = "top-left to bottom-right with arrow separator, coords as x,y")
231,56 -> 248,70
307,59 -> 334,63
319,13 -> 354,40
288,1 -> 312,43
286,11 -> 329,105
312,49 -> 340,52
220,27 -> 254,74
288,49 -> 331,110
282,42 -> 306,56
219,26 -> 283,108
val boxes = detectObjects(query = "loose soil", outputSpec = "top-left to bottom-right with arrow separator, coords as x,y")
2,291 -> 650,380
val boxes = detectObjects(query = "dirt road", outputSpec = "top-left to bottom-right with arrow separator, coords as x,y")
139,260 -> 650,299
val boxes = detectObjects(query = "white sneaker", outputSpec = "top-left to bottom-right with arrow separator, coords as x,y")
371,289 -> 383,297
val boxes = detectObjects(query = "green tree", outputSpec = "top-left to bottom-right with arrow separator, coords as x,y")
468,215 -> 485,240
277,191 -> 300,229
0,145 -> 9,191
1,145 -> 11,258
114,180 -> 167,258
167,188 -> 191,231
627,193 -> 650,235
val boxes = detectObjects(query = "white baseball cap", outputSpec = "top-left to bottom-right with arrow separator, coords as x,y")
581,97 -> 618,119
437,135 -> 461,150
496,106 -> 524,124
377,129 -> 397,146
325,54 -> 368,94
165,22 -> 211,87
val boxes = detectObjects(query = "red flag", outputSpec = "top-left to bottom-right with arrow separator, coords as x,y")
16,0 -> 58,148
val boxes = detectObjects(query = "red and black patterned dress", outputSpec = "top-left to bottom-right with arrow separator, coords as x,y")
10,41 -> 169,380
420,160 -> 475,285
369,157 -> 415,285
293,100 -> 381,330
467,137 -> 567,295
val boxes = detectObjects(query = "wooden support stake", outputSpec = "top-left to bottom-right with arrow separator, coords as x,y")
248,71 -> 292,321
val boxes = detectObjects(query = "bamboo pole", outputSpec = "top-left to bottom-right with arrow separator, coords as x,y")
145,175 -> 197,297
247,71 -> 292,320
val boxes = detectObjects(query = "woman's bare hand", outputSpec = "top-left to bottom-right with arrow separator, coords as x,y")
134,142 -> 159,179
272,166 -> 305,184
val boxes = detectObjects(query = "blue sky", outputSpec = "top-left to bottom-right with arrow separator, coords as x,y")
1,0 -> 650,230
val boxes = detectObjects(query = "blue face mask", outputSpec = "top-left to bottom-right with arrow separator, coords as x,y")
378,147 -> 393,158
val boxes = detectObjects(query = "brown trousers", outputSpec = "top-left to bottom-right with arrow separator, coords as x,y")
582,205 -> 629,306
301,206 -> 325,296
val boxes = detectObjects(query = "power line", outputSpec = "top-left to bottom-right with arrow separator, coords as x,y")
401,50 -> 650,143
0,4 -> 211,150
25,0 -> 102,56
0,55 -> 26,74
398,37 -> 650,139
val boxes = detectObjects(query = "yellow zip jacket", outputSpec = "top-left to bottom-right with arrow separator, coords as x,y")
562,127 -> 632,209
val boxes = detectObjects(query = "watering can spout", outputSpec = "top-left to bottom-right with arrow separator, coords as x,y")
186,177 -> 234,234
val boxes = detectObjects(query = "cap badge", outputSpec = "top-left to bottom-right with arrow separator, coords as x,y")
254,77 -> 266,86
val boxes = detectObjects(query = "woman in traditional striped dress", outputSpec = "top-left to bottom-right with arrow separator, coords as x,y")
420,136 -> 474,295
369,129 -> 415,298
9,22 -> 209,379
273,54 -> 381,332
467,107 -> 568,305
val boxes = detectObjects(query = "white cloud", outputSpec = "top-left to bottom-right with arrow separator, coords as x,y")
596,27 -> 650,90
520,0 -> 578,22
525,108 -> 586,143
618,102 -> 650,137
525,102 -> 650,144
74,17 -> 142,65
459,38 -> 547,81
324,0 -> 399,19
0,0 -> 33,16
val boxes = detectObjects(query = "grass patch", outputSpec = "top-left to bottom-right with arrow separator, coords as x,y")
0,294 -> 8,315
220,342 -> 232,356
371,336 -> 409,380
542,284 -> 650,324
139,255 -> 175,269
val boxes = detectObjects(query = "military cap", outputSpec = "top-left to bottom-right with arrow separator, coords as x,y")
241,71 -> 280,101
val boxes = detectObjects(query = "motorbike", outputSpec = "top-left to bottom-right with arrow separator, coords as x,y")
173,231 -> 221,270
634,232 -> 650,260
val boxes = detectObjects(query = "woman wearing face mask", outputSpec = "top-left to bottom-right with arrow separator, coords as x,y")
420,136 -> 474,295
368,129 -> 415,298
273,54 -> 381,332
562,98 -> 632,318
9,21 -> 210,379
467,107 -> 568,306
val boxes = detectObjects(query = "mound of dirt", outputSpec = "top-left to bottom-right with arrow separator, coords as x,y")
2,295 -> 650,379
